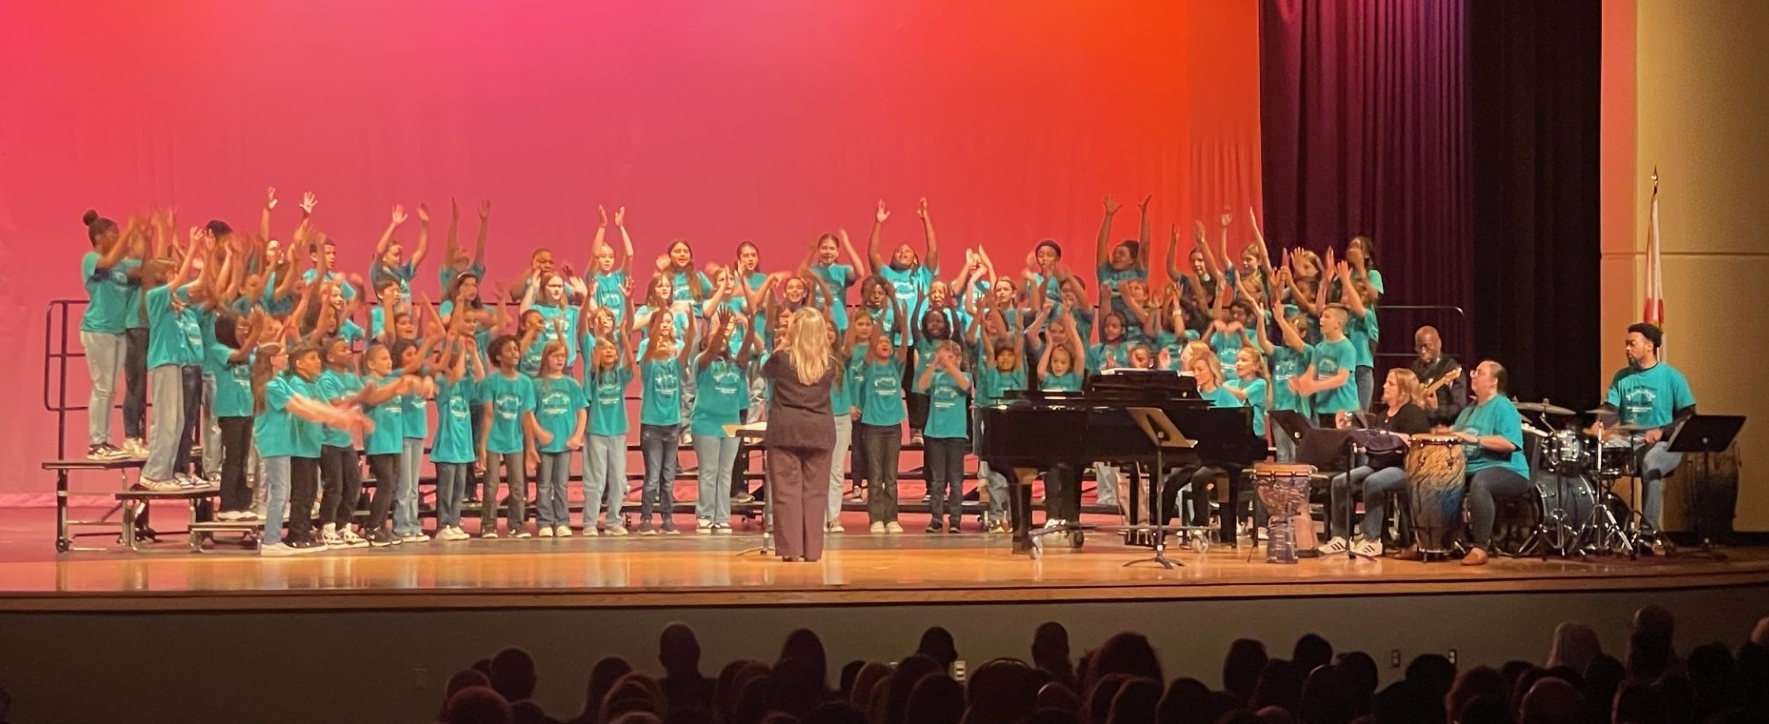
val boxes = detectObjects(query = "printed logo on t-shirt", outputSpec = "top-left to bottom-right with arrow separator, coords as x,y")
496,393 -> 523,422
446,393 -> 471,421
1621,384 -> 1658,426
540,389 -> 574,418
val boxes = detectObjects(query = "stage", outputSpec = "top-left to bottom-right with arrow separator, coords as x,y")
3,507 -> 1769,722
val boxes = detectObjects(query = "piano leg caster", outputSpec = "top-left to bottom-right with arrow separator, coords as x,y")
1068,530 -> 1085,549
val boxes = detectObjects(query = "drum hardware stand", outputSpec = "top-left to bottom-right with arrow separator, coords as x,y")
730,424 -> 775,557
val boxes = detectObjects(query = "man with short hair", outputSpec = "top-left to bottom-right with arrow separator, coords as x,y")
1593,323 -> 1695,539
1292,305 -> 1359,422
1409,325 -> 1465,426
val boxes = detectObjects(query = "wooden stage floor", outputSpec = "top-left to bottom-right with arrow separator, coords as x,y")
3,507 -> 1767,612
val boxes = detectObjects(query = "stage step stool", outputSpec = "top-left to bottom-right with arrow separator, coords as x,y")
42,458 -> 143,552
112,487 -> 221,552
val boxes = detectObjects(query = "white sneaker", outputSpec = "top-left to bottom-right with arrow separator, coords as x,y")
584,527 -> 602,538
870,522 -> 887,534
124,438 -> 150,459
259,542 -> 300,557
481,531 -> 499,540
539,526 -> 555,538
1318,536 -> 1349,555
513,529 -> 532,539
340,529 -> 369,548
885,521 -> 904,534
606,526 -> 629,537
1353,539 -> 1384,557
135,478 -> 182,492
448,526 -> 472,541
555,525 -> 573,538
401,532 -> 430,543
697,518 -> 713,530
1043,518 -> 1069,530
825,521 -> 845,533
711,524 -> 732,536
320,531 -> 347,549
216,510 -> 247,522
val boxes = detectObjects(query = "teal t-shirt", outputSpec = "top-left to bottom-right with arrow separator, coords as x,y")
878,264 -> 933,314
691,357 -> 747,437
830,365 -> 853,416
1309,337 -> 1360,414
432,377 -> 477,464
639,358 -> 684,427
1454,396 -> 1528,478
1041,368 -> 1082,392
1087,341 -> 1128,373
1604,362 -> 1696,430
811,263 -> 856,328
207,345 -> 255,419
1346,309 -> 1378,368
1096,262 -> 1148,324
81,252 -> 134,334
363,375 -> 406,456
1210,329 -> 1246,370
144,285 -> 197,368
302,269 -> 357,301
439,263 -> 485,296
286,375 -> 325,459
669,269 -> 713,303
534,376 -> 586,454
317,369 -> 364,449
592,270 -> 629,324
858,358 -> 906,427
480,372 -> 537,454
1270,345 -> 1313,415
1226,377 -> 1269,436
588,367 -> 634,436
254,375 -> 296,458
1200,384 -> 1238,408
918,369 -> 969,439
533,304 -> 580,369
402,380 -> 430,440
977,363 -> 1027,407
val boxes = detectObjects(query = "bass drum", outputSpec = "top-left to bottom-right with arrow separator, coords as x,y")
1491,473 -> 1600,556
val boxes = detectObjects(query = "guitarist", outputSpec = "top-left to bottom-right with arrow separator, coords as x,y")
1410,325 -> 1465,427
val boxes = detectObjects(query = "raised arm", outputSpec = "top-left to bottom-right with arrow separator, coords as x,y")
410,203 -> 430,270
1337,261 -> 1367,317
475,200 -> 491,270
260,187 -> 276,243
445,199 -> 461,273
377,204 -> 408,260
1096,195 -> 1121,266
677,312 -> 698,369
841,227 -> 867,278
917,197 -> 939,272
1136,194 -> 1152,273
867,200 -> 890,272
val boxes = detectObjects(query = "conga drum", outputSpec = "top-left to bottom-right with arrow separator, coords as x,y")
1405,435 -> 1467,561
1254,463 -> 1316,564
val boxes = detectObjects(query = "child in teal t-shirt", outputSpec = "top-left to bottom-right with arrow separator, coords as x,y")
857,329 -> 908,531
430,337 -> 484,539
584,332 -> 636,534
636,311 -> 695,534
478,335 -> 539,538
915,340 -> 971,532
532,341 -> 586,536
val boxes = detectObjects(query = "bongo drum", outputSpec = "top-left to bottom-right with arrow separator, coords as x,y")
1254,463 -> 1315,564
1405,434 -> 1467,561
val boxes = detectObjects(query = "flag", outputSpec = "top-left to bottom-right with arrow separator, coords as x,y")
1643,171 -> 1665,355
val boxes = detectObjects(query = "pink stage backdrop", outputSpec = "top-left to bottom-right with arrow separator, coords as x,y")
0,0 -> 1260,501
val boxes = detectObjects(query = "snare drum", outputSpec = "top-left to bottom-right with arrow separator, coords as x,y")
1254,463 -> 1315,565
1405,434 -> 1468,559
1543,429 -> 1592,474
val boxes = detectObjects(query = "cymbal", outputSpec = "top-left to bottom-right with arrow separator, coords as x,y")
1514,401 -> 1575,416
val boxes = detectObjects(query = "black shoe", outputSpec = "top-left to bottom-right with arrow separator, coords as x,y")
948,518 -> 963,533
366,529 -> 395,548
287,536 -> 325,551
926,520 -> 943,534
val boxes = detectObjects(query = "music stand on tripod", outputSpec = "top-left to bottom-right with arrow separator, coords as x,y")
1665,414 -> 1745,559
727,422 -> 774,557
1117,407 -> 1197,569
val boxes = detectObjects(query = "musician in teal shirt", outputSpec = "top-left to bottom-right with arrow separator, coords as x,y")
1456,361 -> 1531,566
1594,323 -> 1696,535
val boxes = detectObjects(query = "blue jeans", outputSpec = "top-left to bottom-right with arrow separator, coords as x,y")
1355,366 -> 1375,412
1638,441 -> 1683,532
694,435 -> 741,526
979,462 -> 1009,524
536,450 -> 571,527
395,438 -> 424,536
434,462 -> 468,527
585,434 -> 629,527
80,331 -> 123,447
640,424 -> 680,531
1328,465 -> 1410,540
261,456 -> 292,546
924,437 -> 966,522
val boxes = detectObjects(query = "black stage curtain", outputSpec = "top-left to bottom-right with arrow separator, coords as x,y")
1468,0 -> 1602,409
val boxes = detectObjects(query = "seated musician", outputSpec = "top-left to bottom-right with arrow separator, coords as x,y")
1410,325 -> 1466,427
1322,369 -> 1432,558
1589,323 -> 1695,541
1455,360 -> 1533,566
1165,355 -> 1240,529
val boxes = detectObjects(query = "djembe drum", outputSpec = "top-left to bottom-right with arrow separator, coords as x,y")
1254,463 -> 1316,564
1405,434 -> 1468,561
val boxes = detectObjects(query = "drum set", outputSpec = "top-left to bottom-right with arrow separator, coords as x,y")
1507,401 -> 1652,558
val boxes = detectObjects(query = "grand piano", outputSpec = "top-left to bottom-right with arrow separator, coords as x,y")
974,369 -> 1270,556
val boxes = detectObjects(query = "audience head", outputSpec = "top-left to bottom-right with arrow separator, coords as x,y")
443,686 -> 514,724
917,626 -> 960,668
1224,638 -> 1271,704
1653,676 -> 1694,724
1546,622 -> 1603,672
1373,679 -> 1431,724
1633,605 -> 1676,639
1455,695 -> 1512,724
779,629 -> 828,688
601,672 -> 667,724
1446,667 -> 1509,724
1293,633 -> 1334,674
903,674 -> 965,724
1297,663 -> 1358,724
1251,659 -> 1304,715
1611,681 -> 1662,724
489,647 -> 539,703
884,654 -> 942,724
850,662 -> 892,710
1518,678 -> 1582,724
1626,629 -> 1675,683
800,701 -> 867,724
767,657 -> 828,718
447,669 -> 493,700
716,659 -> 770,724
582,656 -> 635,723
1583,654 -> 1626,723
1106,677 -> 1162,724
1035,680 -> 1084,717
664,709 -> 715,724
1033,622 -> 1074,676
1155,677 -> 1212,724
1334,651 -> 1379,704
1090,632 -> 1164,689
1025,710 -> 1083,724
1406,654 -> 1458,699
660,623 -> 703,676
1086,674 -> 1132,724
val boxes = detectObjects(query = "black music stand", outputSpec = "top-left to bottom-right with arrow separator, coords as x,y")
1120,406 -> 1198,569
728,423 -> 774,557
1666,414 -> 1745,558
